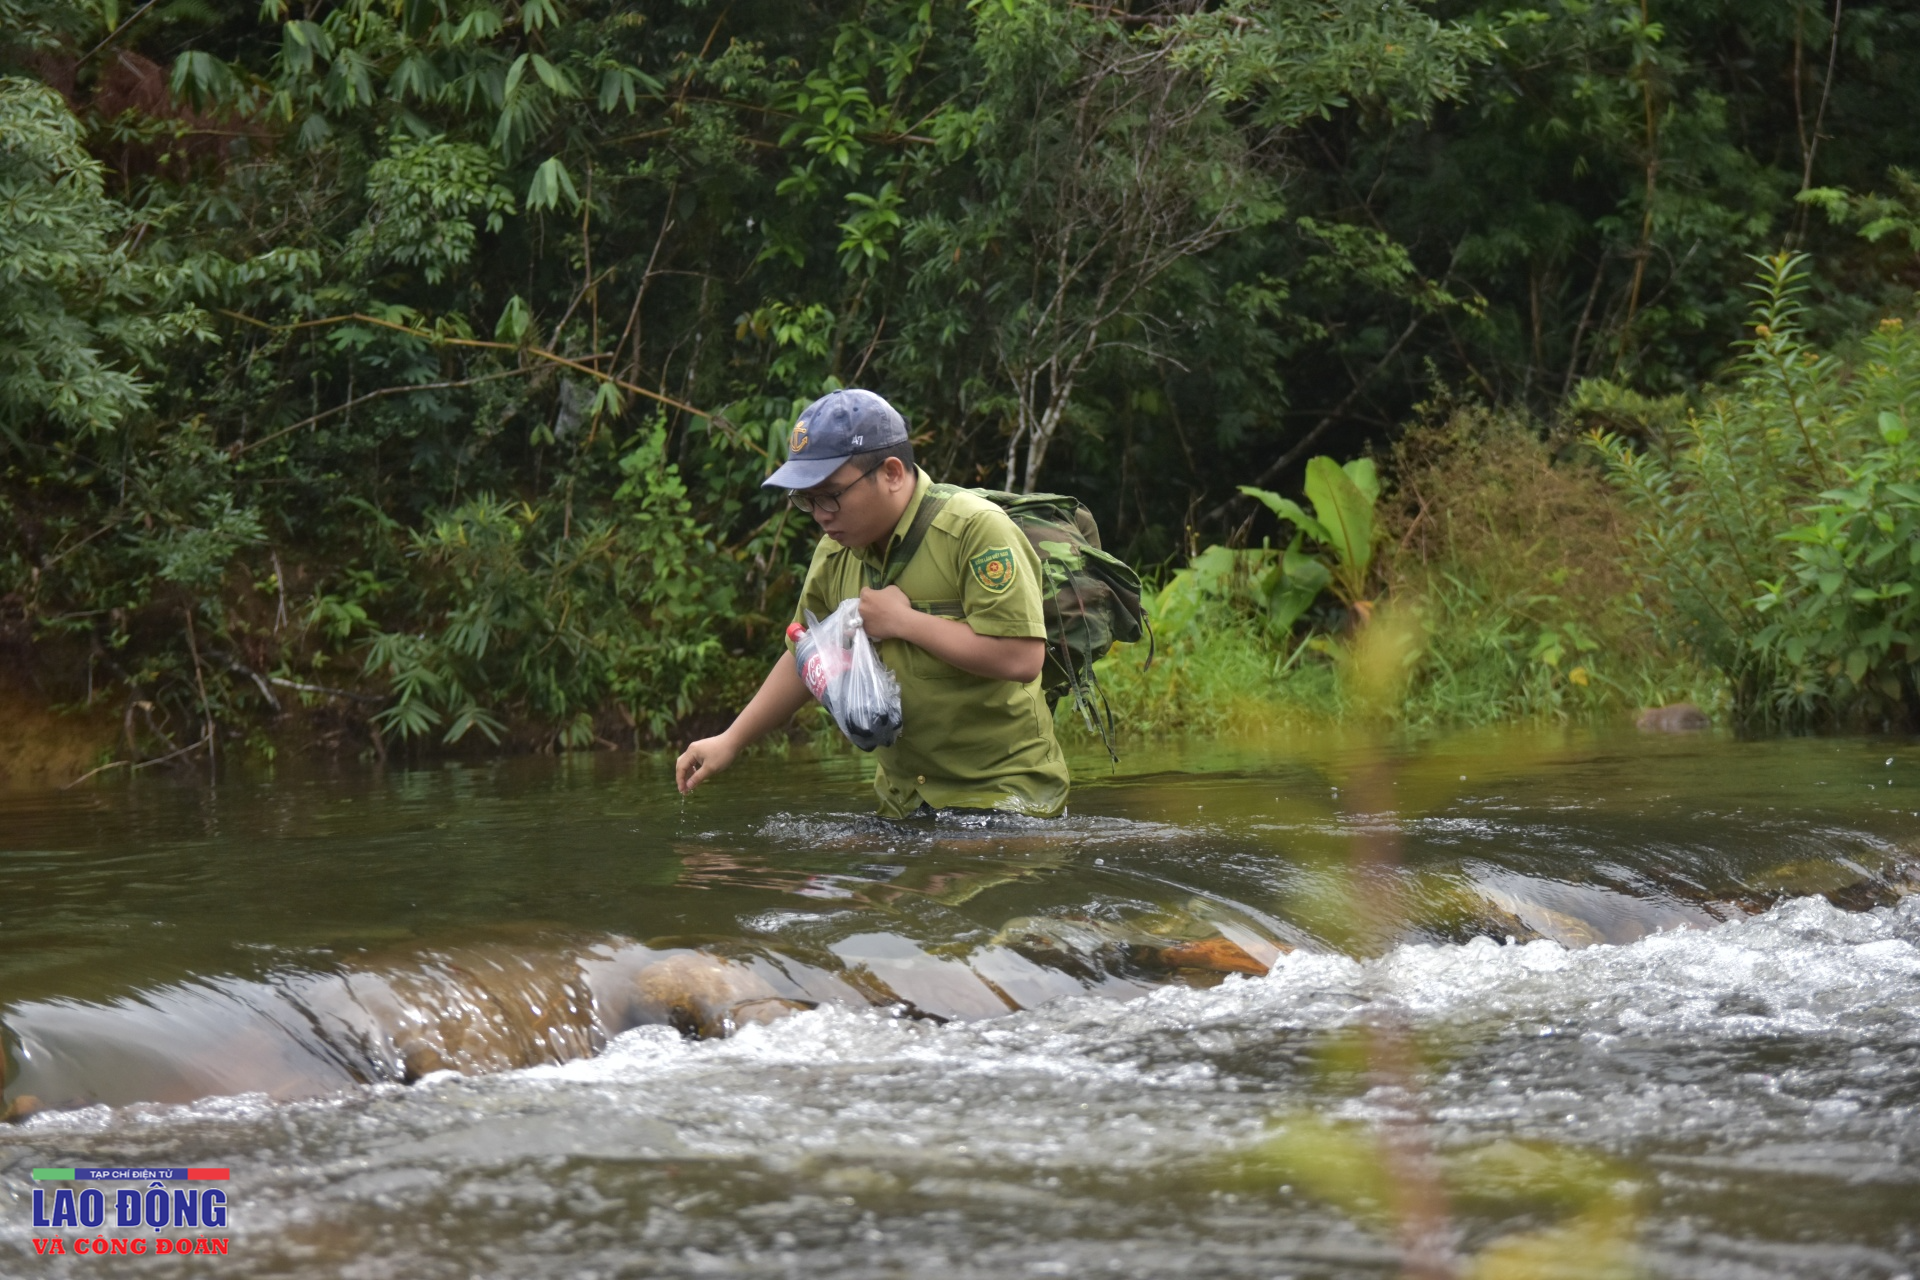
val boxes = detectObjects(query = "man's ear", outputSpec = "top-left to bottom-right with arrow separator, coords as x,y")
882,457 -> 912,486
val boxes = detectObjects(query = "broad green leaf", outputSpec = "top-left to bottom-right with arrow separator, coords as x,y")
599,67 -> 643,113
1341,456 -> 1380,503
1188,543 -> 1240,596
1282,546 -> 1331,593
442,702 -> 505,745
1303,455 -> 1376,601
1239,485 -> 1330,545
1266,547 -> 1331,631
451,5 -> 503,41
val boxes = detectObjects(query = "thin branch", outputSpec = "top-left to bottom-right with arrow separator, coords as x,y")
850,313 -> 887,384
269,676 -> 385,704
548,266 -> 618,353
1799,0 -> 1846,209
1617,0 -> 1662,364
183,608 -> 215,772
218,309 -> 715,420
613,190 -> 676,382
216,653 -> 281,714
1561,250 -> 1610,399
38,517 -> 123,571
1204,313 -> 1426,526
64,728 -> 211,789
78,0 -> 163,66
233,369 -> 525,456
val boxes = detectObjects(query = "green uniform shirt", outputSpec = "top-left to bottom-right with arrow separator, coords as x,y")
792,468 -> 1070,818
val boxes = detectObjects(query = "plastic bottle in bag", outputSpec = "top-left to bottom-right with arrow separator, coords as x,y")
789,600 -> 902,751
787,620 -> 848,704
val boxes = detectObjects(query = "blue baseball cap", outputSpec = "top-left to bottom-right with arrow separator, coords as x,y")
762,389 -> 909,490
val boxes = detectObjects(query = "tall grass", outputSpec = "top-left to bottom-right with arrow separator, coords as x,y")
1380,408 -> 1723,728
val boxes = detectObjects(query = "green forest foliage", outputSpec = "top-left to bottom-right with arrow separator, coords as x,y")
1597,252 -> 1920,730
1,0 -> 1917,758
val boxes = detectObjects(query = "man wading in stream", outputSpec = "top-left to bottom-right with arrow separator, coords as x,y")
675,388 -> 1070,817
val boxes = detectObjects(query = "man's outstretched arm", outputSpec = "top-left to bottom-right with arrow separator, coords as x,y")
675,653 -> 812,793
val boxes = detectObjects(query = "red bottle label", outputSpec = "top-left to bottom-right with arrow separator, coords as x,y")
801,652 -> 830,699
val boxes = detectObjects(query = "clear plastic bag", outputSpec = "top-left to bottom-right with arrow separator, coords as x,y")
789,598 -> 902,751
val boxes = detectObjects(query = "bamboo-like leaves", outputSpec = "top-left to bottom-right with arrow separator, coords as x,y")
494,294 -> 531,343
525,155 -> 579,212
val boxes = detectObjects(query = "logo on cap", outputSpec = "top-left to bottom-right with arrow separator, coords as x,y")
790,420 -> 810,453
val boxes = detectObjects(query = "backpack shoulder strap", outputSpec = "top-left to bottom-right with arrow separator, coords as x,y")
867,483 -> 957,590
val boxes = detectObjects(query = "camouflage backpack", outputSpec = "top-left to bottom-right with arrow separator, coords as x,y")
869,485 -> 1149,759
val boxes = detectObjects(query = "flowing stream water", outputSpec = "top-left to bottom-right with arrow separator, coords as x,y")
2,728 -> 1918,1277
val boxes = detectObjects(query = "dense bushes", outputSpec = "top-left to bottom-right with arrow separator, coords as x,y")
1380,408 -> 1719,727
1099,408 -> 1719,738
351,422 -> 751,748
1596,253 -> 1920,730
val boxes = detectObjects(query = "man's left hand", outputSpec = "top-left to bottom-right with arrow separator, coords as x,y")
857,585 -> 917,642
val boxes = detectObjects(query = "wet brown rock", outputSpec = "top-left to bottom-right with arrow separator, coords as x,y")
1143,936 -> 1276,976
0,1049 -> 31,1120
329,944 -> 607,1082
630,952 -> 813,1038
1478,889 -> 1609,948
1635,703 -> 1711,732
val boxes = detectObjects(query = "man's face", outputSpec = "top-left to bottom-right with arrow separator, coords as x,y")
797,458 -> 906,548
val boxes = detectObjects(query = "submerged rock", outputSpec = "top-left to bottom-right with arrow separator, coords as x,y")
629,952 -> 813,1038
0,910 -> 1296,1119
9,851 -> 1915,1120
1635,703 -> 1711,732
1748,854 -> 1920,913
1476,888 -> 1610,948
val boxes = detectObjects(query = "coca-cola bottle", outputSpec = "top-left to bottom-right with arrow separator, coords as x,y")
788,621 -> 848,704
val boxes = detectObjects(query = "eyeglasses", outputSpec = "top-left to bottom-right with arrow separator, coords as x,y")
787,460 -> 884,514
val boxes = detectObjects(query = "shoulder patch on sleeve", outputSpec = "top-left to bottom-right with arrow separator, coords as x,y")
969,546 -> 1018,594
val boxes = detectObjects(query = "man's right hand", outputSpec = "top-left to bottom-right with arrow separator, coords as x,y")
670,652 -> 810,797
675,734 -> 739,793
